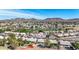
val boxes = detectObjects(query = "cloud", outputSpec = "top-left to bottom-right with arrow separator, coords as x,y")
0,10 -> 45,20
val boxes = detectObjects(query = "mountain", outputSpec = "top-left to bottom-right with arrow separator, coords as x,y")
0,18 -> 79,23
44,18 -> 64,22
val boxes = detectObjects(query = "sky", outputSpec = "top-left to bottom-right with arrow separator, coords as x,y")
0,9 -> 79,20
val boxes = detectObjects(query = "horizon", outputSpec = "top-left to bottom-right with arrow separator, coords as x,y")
0,9 -> 79,20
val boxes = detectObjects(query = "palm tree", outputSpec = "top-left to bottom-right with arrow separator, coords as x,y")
53,34 -> 60,49
17,38 -> 25,46
44,39 -> 51,48
7,34 -> 19,48
44,35 -> 51,48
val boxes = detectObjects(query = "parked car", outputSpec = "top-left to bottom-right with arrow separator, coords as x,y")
64,45 -> 75,50
37,43 -> 45,48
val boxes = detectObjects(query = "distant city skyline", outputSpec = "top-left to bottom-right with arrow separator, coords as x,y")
0,9 -> 79,20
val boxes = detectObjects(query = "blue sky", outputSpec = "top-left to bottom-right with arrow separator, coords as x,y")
0,9 -> 79,20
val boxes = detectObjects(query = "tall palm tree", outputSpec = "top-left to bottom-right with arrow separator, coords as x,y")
53,34 -> 60,49
44,35 -> 51,48
7,34 -> 19,48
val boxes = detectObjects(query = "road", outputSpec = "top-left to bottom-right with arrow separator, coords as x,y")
60,36 -> 79,41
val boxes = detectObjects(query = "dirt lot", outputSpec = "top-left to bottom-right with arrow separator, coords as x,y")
0,46 -> 9,50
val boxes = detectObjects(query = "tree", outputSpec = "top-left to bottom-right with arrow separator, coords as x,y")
0,29 -> 4,33
44,35 -> 51,48
0,37 -> 6,46
72,42 -> 79,49
44,39 -> 51,48
7,34 -> 19,48
17,38 -> 25,46
0,39 -> 4,46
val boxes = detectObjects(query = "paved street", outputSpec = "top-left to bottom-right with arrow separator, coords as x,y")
58,36 -> 79,41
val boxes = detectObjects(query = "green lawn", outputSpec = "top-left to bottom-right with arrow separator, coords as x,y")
15,29 -> 33,33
